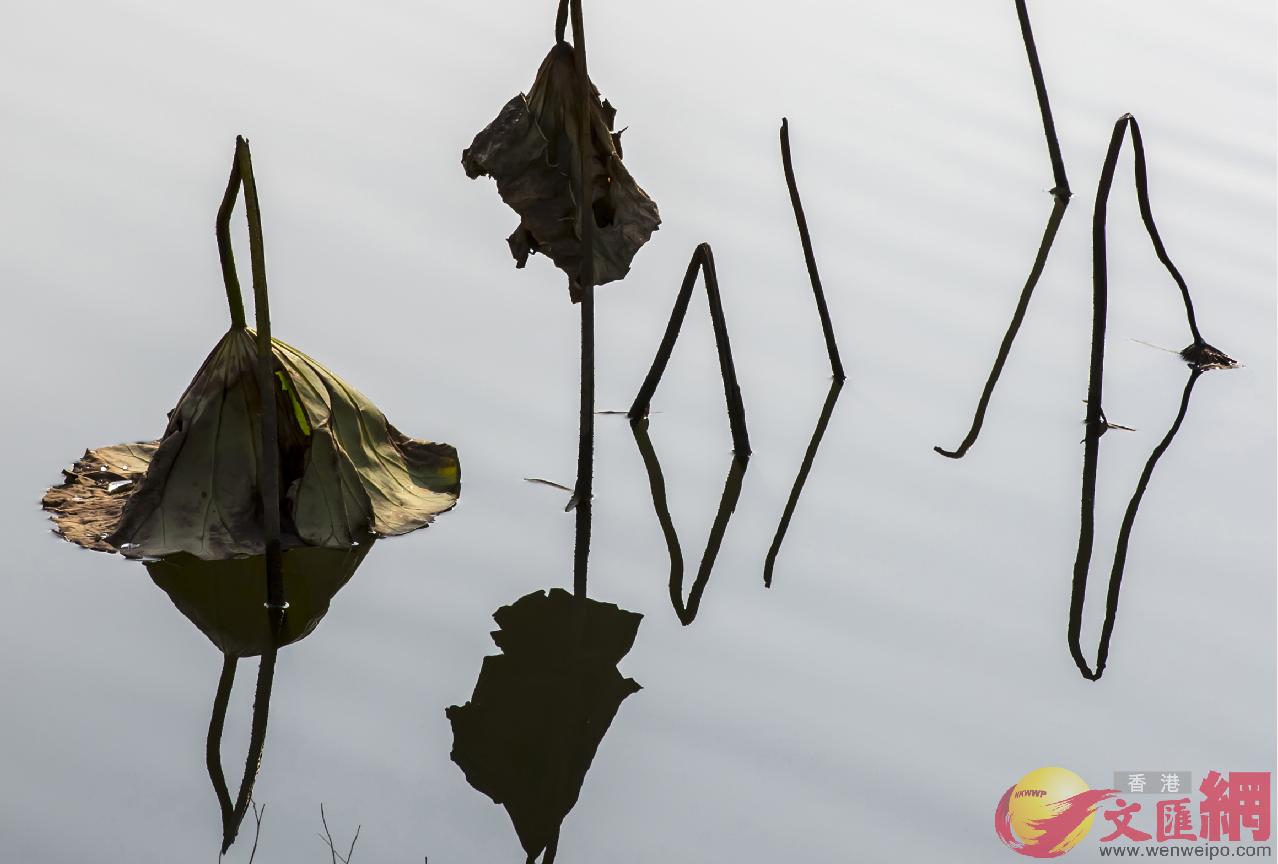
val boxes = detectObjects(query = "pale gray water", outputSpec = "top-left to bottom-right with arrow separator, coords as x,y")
1,1 -> 1274,861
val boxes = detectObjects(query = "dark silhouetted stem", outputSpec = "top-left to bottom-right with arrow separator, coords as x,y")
207,656 -> 237,832
1067,116 -> 1127,680
1127,118 -> 1203,345
935,196 -> 1068,458
764,378 -> 844,587
569,0 -> 594,599
208,605 -> 284,853
555,0 -> 568,44
1014,0 -> 1070,199
628,243 -> 751,456
234,137 -> 283,603
574,291 -> 594,600
1068,112 -> 1216,680
216,158 -> 247,330
228,636 -> 278,851
630,419 -> 749,626
1069,368 -> 1204,680
630,419 -> 684,604
933,0 -> 1073,458
780,118 -> 846,381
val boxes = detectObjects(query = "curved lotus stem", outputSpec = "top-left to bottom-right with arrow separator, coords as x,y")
216,159 -> 247,329
207,604 -> 282,852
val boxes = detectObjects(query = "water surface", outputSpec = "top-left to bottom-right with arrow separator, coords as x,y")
1,1 -> 1274,861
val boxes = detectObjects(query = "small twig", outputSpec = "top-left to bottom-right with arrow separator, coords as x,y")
627,243 -> 751,456
319,804 -> 361,864
247,801 -> 265,864
320,803 -> 338,864
779,118 -> 845,381
525,478 -> 575,494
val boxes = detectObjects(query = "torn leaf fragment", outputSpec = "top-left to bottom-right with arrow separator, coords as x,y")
42,443 -> 158,553
463,41 -> 660,300
1180,341 -> 1237,370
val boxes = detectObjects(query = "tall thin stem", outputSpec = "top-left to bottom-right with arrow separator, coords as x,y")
569,0 -> 595,600
1069,112 -> 1218,679
1014,0 -> 1070,199
780,118 -> 845,381
1068,117 -> 1127,677
933,1 -> 1071,458
234,136 -> 283,599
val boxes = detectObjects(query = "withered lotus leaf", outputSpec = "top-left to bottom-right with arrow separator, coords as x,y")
44,329 -> 459,560
463,42 -> 660,300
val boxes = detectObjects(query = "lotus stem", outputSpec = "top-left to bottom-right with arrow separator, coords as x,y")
569,0 -> 594,600
233,136 -> 284,600
631,419 -> 748,626
628,244 -> 751,457
207,656 -> 237,841
764,378 -> 844,587
1015,0 -> 1070,199
206,603 -> 283,854
1069,117 -> 1129,637
1127,118 -> 1204,344
780,118 -> 845,381
1070,368 -> 1203,680
934,196 -> 1068,459
216,157 -> 247,329
932,1 -> 1071,458
1069,113 -> 1211,679
555,0 -> 568,44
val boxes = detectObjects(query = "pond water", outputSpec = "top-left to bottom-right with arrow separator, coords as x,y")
1,1 -> 1274,861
